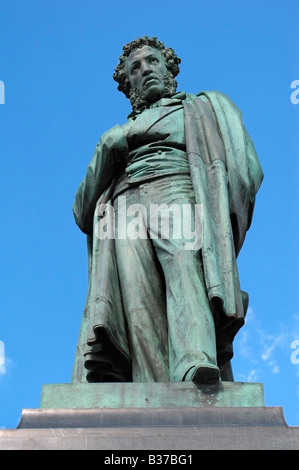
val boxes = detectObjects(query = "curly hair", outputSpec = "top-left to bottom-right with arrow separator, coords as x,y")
113,36 -> 181,98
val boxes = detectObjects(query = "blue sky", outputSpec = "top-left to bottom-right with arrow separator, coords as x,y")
0,0 -> 298,430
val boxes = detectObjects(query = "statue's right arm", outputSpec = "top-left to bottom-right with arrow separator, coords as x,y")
73,124 -> 129,234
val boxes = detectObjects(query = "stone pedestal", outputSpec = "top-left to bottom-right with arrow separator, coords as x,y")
1,382 -> 299,450
41,381 -> 264,409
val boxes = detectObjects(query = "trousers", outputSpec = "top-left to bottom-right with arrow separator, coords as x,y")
113,174 -> 217,382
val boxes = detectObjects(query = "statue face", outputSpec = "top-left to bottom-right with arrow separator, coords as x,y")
126,45 -> 167,102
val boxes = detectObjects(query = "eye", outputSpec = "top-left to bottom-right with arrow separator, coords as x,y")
150,57 -> 159,63
130,63 -> 140,74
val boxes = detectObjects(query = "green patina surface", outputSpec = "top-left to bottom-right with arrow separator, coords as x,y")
41,381 -> 264,409
71,37 -> 264,386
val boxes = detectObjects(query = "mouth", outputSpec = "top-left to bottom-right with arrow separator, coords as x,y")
143,76 -> 159,87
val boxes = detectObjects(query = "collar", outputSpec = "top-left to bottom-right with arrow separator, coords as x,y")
128,91 -> 187,119
150,91 -> 186,108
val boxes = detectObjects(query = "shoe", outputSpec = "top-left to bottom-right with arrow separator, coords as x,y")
184,364 -> 220,384
192,365 -> 220,385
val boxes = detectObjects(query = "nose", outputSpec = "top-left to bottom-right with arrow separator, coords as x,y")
141,61 -> 151,75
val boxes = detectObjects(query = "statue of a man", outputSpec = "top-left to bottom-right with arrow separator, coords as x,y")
72,36 -> 263,385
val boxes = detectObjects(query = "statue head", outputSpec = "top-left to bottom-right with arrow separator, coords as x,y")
113,36 -> 181,112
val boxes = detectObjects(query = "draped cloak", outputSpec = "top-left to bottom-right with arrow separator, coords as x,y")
72,90 -> 263,383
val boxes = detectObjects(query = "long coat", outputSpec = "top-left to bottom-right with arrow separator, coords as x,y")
72,90 -> 263,383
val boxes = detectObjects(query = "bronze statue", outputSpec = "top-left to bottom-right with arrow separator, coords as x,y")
72,36 -> 263,385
